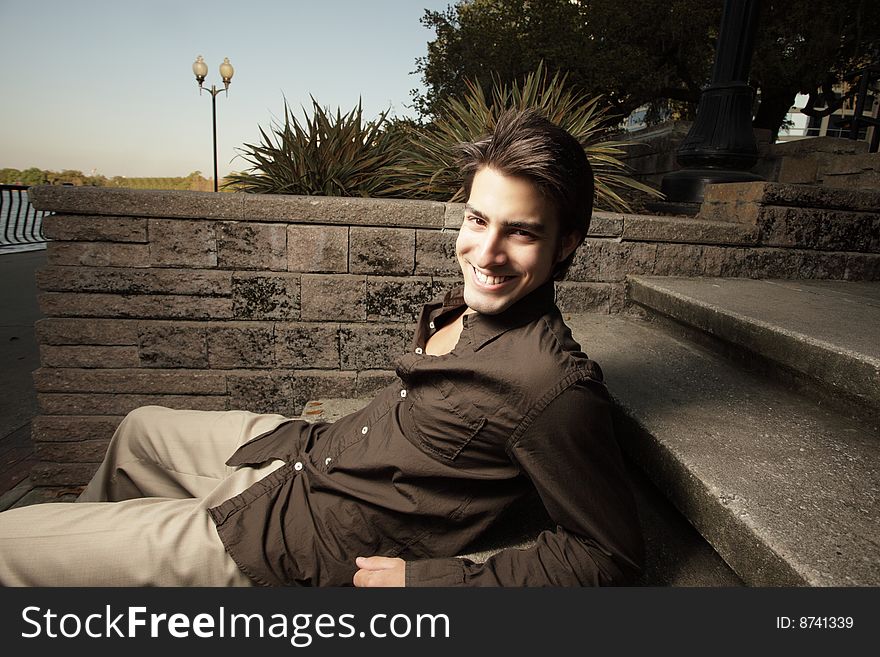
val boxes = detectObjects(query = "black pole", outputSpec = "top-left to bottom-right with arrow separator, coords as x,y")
659,0 -> 763,206
212,87 -> 219,193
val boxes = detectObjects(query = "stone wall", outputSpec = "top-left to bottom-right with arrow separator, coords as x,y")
620,123 -> 878,191
27,185 -> 880,487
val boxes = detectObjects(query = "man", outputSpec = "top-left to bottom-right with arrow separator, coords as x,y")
0,109 -> 644,586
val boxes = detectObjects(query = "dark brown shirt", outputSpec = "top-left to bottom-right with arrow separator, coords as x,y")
209,282 -> 644,586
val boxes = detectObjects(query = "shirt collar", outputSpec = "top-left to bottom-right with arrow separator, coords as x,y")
429,281 -> 557,352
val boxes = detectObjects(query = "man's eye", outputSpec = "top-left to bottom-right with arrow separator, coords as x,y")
512,229 -> 535,239
466,215 -> 486,226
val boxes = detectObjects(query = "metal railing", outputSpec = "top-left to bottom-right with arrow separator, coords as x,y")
0,184 -> 49,251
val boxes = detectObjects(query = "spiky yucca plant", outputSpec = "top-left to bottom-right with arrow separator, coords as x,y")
386,63 -> 660,211
225,97 -> 403,197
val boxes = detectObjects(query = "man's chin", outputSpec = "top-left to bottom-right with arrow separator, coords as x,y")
462,287 -> 513,316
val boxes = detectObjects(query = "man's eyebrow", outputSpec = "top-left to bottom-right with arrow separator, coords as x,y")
464,205 -> 546,234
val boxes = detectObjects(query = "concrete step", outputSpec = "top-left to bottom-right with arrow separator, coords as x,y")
566,312 -> 879,586
627,276 -> 880,418
303,396 -> 743,586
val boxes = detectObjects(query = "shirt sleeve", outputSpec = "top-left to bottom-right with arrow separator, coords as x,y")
405,379 -> 645,586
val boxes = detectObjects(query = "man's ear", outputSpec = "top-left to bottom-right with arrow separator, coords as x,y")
556,230 -> 583,264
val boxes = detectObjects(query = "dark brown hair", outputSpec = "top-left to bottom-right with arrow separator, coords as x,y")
458,109 -> 594,280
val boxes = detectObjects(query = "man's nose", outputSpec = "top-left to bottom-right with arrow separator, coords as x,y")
474,229 -> 507,268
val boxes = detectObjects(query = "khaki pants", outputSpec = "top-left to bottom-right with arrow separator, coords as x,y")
0,406 -> 289,586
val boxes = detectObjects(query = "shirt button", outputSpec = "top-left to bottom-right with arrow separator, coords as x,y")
415,347 -> 423,354
293,461 -> 303,471
429,321 -> 435,329
400,389 -> 407,398
361,426 -> 369,434
324,457 -> 332,465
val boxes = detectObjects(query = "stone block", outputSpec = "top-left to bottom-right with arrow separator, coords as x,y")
225,371 -> 295,416
568,240 -> 657,282
29,186 -> 244,219
622,215 -> 757,245
444,203 -> 464,229
754,206 -> 880,252
35,318 -> 139,345
340,323 -> 412,370
33,368 -> 227,394
736,248 -> 805,279
820,152 -> 880,175
32,414 -> 123,442
138,322 -> 208,368
554,283 -> 614,314
288,370 -> 358,416
415,230 -> 459,276
356,370 -> 397,396
349,227 -> 415,275
777,153 -> 819,184
242,194 -> 445,228
366,276 -> 435,321
844,253 -> 880,281
652,243 -> 706,276
823,170 -> 880,190
207,323 -> 276,368
46,242 -> 152,268
276,323 -> 340,369
232,272 -> 300,320
36,266 -> 232,296
226,370 -> 356,417
41,215 -> 148,242
609,284 -> 626,314
301,275 -> 366,321
771,136 -> 869,157
588,212 -> 625,237
430,277 -> 461,300
39,345 -> 140,369
794,250 -> 848,279
701,181 -> 880,215
35,439 -> 110,463
39,292 -> 233,320
148,219 -> 217,267
217,221 -> 287,270
38,393 -> 227,416
699,245 -> 738,277
287,225 -> 349,273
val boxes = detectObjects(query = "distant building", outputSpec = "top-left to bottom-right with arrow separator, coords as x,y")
777,83 -> 878,146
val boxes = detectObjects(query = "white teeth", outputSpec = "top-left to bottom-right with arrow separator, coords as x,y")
473,267 -> 511,286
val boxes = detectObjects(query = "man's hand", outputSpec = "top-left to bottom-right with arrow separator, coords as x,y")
353,556 -> 405,587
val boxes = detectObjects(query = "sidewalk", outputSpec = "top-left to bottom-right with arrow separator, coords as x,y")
0,248 -> 45,497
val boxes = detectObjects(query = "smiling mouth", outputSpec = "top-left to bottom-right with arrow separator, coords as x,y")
472,266 -> 515,287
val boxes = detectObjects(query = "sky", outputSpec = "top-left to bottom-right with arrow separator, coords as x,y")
0,0 -> 453,179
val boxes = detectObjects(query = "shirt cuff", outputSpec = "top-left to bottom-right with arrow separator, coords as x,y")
405,558 -> 466,587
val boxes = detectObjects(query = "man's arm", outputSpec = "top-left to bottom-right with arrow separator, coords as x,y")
355,379 -> 645,587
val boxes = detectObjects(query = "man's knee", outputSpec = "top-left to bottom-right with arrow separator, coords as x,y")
113,405 -> 172,450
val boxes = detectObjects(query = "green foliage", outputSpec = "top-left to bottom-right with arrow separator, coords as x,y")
415,0 -> 880,139
386,64 -> 660,212
0,167 -> 216,190
224,97 -> 404,197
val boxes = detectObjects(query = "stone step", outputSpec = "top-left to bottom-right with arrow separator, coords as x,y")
566,312 -> 879,586
302,396 -> 743,586
626,276 -> 880,418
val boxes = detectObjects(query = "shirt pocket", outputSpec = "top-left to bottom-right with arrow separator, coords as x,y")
409,376 -> 487,462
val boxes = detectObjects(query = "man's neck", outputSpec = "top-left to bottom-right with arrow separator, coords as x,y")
425,309 -> 466,356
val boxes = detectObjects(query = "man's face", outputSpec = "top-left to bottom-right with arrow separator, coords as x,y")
456,166 -> 580,315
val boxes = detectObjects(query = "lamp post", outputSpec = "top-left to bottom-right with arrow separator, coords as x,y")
192,55 -> 234,192
659,0 -> 763,207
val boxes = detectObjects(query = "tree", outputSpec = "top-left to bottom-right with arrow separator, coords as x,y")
414,0 -> 880,140
751,2 -> 880,139
17,168 -> 48,186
